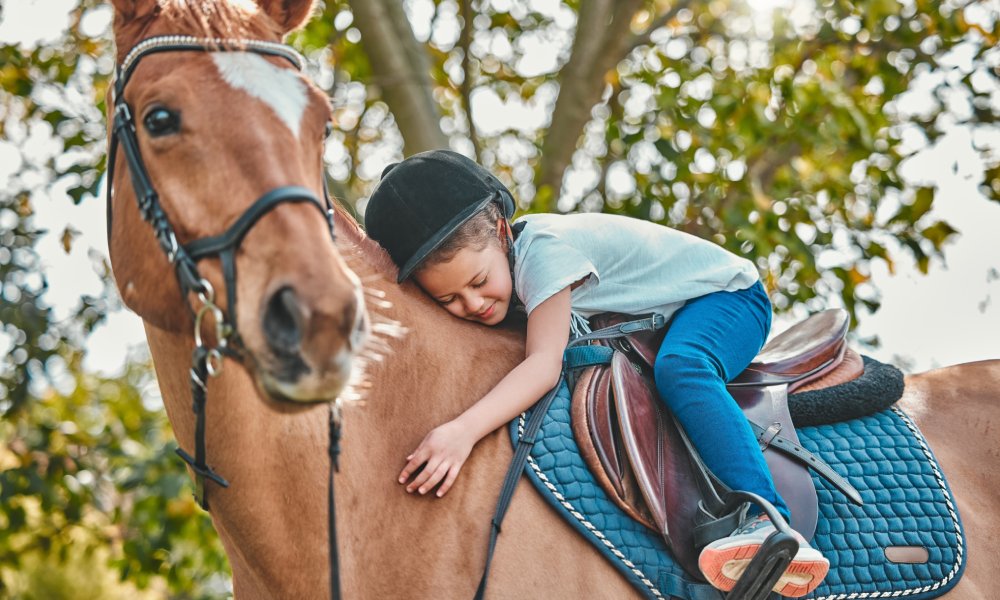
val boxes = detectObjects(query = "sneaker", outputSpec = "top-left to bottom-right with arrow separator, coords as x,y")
698,514 -> 829,598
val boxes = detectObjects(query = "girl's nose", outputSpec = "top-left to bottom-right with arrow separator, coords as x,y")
465,294 -> 485,315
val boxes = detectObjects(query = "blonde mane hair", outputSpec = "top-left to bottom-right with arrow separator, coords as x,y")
157,0 -> 281,40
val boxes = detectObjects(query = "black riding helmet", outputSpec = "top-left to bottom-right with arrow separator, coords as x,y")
364,149 -> 516,282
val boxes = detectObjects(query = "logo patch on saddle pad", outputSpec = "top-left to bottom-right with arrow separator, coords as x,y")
510,377 -> 965,600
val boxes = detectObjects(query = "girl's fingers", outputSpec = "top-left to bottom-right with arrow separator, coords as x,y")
406,458 -> 441,493
418,461 -> 451,495
398,450 -> 425,483
436,465 -> 461,497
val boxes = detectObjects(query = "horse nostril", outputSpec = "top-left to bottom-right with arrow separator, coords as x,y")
263,286 -> 303,355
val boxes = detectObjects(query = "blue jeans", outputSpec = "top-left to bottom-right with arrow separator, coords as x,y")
652,280 -> 790,521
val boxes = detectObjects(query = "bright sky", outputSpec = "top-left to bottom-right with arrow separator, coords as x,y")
1,0 -> 997,376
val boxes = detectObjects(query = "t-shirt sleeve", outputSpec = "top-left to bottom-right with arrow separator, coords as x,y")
514,232 -> 598,316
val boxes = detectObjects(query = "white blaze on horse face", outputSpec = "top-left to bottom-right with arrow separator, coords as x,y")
211,52 -> 308,139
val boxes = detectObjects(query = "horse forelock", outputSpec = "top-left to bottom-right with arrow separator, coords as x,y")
157,0 -> 279,41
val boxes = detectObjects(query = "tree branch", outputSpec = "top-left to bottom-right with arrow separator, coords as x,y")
535,0 -> 644,211
586,79 -> 625,205
460,0 -> 481,162
348,0 -> 449,155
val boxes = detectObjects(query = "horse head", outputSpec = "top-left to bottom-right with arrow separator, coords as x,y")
106,0 -> 368,403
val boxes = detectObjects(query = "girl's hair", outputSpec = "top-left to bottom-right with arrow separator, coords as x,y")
420,201 -> 504,270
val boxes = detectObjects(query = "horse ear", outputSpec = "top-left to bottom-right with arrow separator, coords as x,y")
109,0 -> 160,58
109,0 -> 159,28
256,0 -> 317,34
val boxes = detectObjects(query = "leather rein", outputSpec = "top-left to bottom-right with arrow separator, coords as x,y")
107,35 -> 343,599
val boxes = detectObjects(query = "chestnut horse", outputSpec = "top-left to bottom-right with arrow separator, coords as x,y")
107,1 -> 1000,598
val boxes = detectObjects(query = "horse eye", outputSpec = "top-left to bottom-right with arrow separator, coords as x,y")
143,107 -> 181,137
324,121 -> 333,139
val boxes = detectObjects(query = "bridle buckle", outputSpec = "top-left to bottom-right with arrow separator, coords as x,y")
193,279 -> 229,376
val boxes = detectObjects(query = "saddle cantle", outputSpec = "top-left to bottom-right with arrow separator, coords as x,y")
569,309 -> 865,578
730,309 -> 854,391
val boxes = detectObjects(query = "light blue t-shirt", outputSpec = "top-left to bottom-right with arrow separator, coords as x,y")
512,212 -> 759,334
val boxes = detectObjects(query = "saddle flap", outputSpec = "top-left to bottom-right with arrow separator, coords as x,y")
609,351 -> 668,532
608,350 -> 705,578
582,366 -> 625,497
571,365 -> 657,530
730,385 -> 819,540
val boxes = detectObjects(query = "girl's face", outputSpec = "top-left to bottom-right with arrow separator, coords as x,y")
414,241 -> 512,326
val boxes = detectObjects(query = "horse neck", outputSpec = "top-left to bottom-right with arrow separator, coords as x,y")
145,216 -> 527,595
334,213 -> 526,426
328,225 -> 530,593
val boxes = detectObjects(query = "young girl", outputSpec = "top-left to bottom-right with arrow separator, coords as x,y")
365,149 -> 829,597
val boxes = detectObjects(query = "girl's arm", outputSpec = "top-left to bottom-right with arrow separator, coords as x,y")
399,286 -> 572,497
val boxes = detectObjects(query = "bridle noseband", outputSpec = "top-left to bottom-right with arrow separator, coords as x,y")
108,35 -> 344,599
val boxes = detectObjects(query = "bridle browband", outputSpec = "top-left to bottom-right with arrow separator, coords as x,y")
107,35 -> 343,599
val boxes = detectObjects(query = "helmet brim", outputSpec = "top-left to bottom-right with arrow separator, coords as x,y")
395,194 -> 497,283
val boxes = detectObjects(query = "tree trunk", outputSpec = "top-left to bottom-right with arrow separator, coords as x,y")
534,0 -> 644,211
348,0 -> 449,156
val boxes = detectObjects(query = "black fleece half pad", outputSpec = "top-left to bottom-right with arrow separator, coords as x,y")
788,355 -> 905,427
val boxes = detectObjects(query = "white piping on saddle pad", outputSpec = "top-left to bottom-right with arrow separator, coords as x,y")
516,413 -> 665,599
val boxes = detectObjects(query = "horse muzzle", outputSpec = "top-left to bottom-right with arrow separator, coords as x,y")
253,282 -> 370,403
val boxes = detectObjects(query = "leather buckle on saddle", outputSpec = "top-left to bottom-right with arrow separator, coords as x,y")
758,422 -> 782,451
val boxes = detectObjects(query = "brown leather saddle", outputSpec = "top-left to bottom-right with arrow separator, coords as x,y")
566,309 -> 865,578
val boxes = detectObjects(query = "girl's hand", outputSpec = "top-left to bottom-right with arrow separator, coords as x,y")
398,419 -> 475,497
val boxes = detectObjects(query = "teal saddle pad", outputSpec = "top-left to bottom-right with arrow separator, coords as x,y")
508,380 -> 966,600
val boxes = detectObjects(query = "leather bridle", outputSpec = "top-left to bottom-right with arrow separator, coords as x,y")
108,35 -> 336,350
107,35 -> 344,599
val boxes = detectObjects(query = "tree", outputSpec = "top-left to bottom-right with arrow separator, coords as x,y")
0,0 -> 996,595
306,0 -> 998,321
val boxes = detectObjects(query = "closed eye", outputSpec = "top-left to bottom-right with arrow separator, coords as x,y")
472,277 -> 487,288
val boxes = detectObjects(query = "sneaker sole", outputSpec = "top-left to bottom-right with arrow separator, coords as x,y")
699,540 -> 829,598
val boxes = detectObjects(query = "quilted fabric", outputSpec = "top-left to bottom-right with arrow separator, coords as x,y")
509,380 -> 965,600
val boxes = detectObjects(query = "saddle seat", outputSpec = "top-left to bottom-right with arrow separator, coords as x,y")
569,308 -> 865,579
731,309 -> 854,392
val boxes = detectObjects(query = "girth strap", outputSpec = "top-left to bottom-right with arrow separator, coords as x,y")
748,421 -> 863,506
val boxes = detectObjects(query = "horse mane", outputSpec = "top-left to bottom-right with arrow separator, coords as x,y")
330,199 -> 399,278
157,0 -> 280,40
